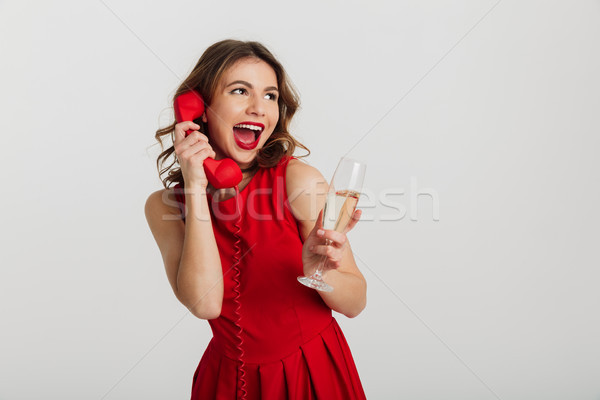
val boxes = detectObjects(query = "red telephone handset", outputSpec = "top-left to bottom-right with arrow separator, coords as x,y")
174,91 -> 243,189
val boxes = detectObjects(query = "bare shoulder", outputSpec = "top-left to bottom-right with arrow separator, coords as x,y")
144,188 -> 183,224
286,158 -> 327,194
144,188 -> 185,263
286,158 -> 328,227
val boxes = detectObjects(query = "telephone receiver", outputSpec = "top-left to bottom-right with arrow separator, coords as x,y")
174,90 -> 243,189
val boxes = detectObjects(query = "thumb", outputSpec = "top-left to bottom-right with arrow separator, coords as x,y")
315,209 -> 324,230
309,209 -> 324,236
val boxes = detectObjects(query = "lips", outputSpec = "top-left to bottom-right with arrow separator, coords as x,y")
233,121 -> 264,150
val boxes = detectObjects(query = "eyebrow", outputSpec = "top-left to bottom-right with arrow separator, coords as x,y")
225,80 -> 279,92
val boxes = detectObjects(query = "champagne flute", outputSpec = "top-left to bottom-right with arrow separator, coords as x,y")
297,157 -> 366,292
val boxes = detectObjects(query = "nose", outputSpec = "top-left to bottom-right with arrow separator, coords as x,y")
246,95 -> 265,117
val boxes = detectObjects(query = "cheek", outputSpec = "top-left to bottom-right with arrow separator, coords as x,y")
207,106 -> 230,131
271,106 -> 280,126
206,119 -> 226,142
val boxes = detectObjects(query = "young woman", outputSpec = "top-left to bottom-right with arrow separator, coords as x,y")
145,39 -> 367,399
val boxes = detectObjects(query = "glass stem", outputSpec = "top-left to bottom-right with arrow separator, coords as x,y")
311,239 -> 331,280
312,257 -> 326,280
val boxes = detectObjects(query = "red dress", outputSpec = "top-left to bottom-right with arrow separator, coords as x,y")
173,157 -> 366,400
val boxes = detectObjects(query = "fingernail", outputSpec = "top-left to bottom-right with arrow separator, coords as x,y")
317,229 -> 324,236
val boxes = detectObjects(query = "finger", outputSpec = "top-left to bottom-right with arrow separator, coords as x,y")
311,244 -> 342,259
310,245 -> 342,267
174,131 -> 209,158
178,131 -> 208,151
174,122 -> 199,143
182,135 -> 211,152
174,121 -> 200,144
343,209 -> 362,234
187,130 -> 209,143
189,148 -> 216,163
317,229 -> 346,247
181,142 -> 214,161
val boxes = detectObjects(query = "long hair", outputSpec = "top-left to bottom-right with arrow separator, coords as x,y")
154,40 -> 309,188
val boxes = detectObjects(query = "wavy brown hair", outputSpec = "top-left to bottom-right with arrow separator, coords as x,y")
154,40 -> 309,188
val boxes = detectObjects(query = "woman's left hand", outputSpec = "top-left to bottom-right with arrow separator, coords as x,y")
301,209 -> 362,277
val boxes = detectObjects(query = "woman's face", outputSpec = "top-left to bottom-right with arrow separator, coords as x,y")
204,57 -> 280,169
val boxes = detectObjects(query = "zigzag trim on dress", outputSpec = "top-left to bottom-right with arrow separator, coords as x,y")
231,185 -> 247,400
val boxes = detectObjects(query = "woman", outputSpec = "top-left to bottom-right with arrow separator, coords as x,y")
145,39 -> 367,399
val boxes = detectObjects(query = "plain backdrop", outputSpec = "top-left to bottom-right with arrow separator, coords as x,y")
1,0 -> 599,399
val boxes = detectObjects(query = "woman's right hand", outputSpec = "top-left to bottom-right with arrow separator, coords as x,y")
173,121 -> 216,189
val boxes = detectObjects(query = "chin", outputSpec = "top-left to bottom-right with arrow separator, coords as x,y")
229,148 -> 260,168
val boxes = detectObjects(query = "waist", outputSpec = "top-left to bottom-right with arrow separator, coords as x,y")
209,307 -> 333,364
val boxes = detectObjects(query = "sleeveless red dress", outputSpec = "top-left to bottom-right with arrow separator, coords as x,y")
173,157 -> 366,400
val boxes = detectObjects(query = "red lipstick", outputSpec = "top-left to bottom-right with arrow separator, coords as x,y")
233,121 -> 264,150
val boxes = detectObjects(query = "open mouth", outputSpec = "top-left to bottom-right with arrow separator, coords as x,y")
233,122 -> 264,150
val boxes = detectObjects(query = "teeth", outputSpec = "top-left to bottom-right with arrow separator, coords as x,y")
234,124 -> 262,131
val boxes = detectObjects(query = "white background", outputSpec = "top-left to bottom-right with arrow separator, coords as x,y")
1,1 -> 599,399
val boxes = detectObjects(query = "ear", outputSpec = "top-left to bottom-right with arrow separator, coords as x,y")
201,111 -> 208,123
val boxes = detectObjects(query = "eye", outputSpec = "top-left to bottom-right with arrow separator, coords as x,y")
231,88 -> 248,95
264,93 -> 278,101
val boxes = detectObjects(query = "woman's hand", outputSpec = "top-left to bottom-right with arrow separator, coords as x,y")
302,208 -> 362,277
173,121 -> 216,189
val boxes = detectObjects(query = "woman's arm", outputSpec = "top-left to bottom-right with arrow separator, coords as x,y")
146,119 -> 229,320
146,120 -> 225,319
145,188 -> 223,319
286,159 -> 367,318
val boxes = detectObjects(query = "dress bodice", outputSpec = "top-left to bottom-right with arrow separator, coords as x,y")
173,157 -> 365,399
174,157 -> 332,362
